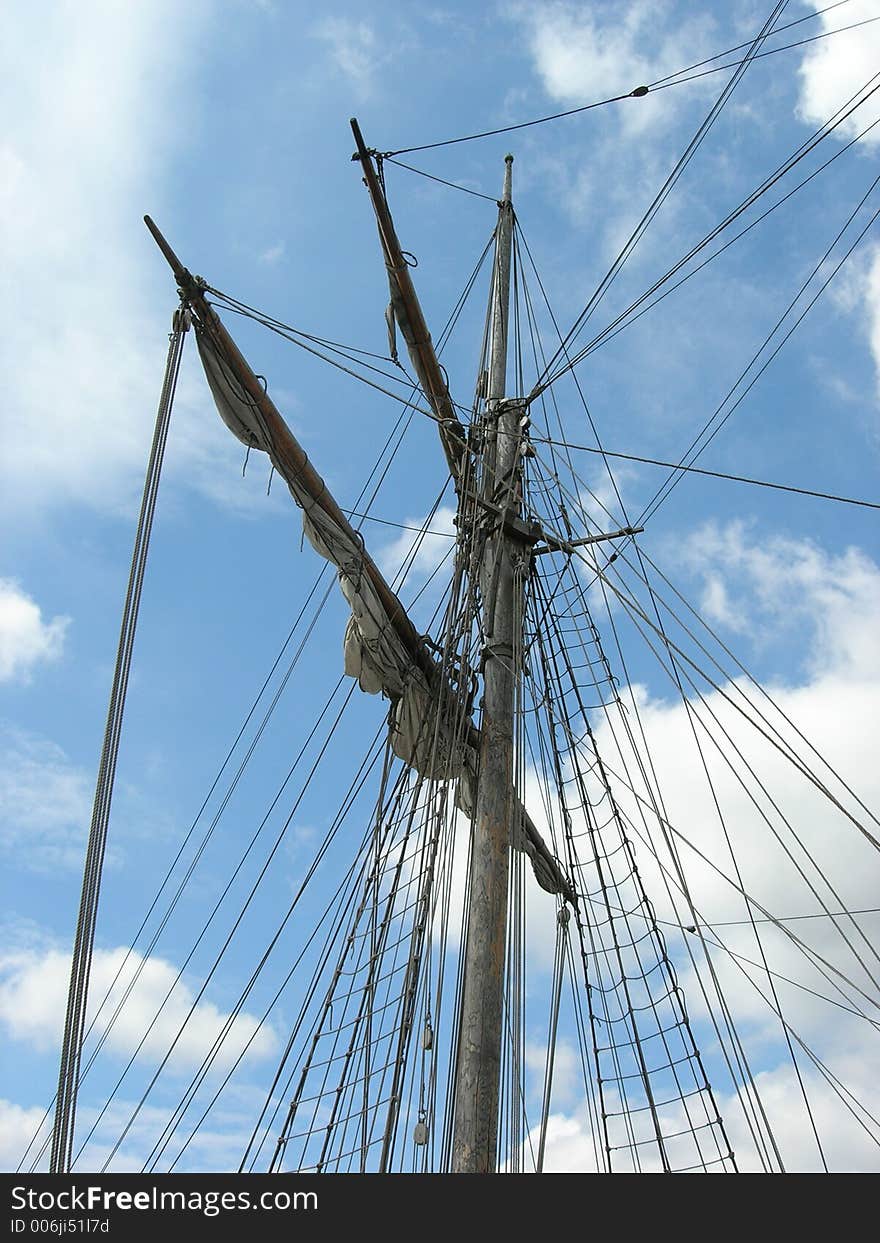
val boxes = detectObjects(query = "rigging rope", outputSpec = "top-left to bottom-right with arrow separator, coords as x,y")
533,466 -> 880,860
518,234 -> 767,1166
531,437 -> 880,513
50,305 -> 189,1174
528,568 -> 738,1170
378,1 -> 868,157
636,177 -> 880,527
21,373 -> 428,1175
509,239 -> 875,1163
528,71 -> 880,398
383,157 -> 500,203
529,0 -> 788,396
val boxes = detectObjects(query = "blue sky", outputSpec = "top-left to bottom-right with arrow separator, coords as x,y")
2,0 -> 879,1172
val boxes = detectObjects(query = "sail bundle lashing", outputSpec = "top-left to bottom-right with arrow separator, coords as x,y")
197,324 -> 465,774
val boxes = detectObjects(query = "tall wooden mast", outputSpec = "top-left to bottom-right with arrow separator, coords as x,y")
348,136 -> 524,1170
452,155 -> 520,1174
145,147 -> 564,1173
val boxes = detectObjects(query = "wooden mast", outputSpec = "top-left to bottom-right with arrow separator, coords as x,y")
452,155 -> 519,1174
146,194 -> 568,1172
345,141 -> 533,1171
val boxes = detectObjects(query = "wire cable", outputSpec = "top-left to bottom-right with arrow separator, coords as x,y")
50,307 -> 188,1174
530,437 -> 880,513
379,2 -> 868,157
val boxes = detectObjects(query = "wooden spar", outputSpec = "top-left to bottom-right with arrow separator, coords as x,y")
144,210 -> 571,923
452,156 -> 518,1174
143,214 -> 437,689
349,118 -> 468,484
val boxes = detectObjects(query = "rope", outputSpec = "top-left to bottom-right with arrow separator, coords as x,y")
378,2 -> 870,157
637,175 -> 880,526
650,11 -> 880,95
529,0 -> 789,397
21,373 -> 429,1175
531,437 -> 880,513
382,87 -> 645,157
530,570 -> 737,1170
648,1 -> 854,88
383,157 -> 500,203
50,305 -> 188,1173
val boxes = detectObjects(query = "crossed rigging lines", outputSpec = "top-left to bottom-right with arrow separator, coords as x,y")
29,422 -> 875,1168
211,55 -> 880,524
29,247 -> 879,1168
378,0 -> 878,158
32,0 -> 880,1175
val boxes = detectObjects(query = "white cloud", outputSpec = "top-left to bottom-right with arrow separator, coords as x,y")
0,0 -> 250,520
258,242 -> 286,266
797,0 -> 880,149
312,17 -> 383,97
722,1058 -> 880,1172
857,244 -> 880,398
376,505 -> 457,585
698,571 -> 749,634
511,523 -> 880,1169
595,527 -> 880,948
518,1110 -> 602,1172
676,519 -> 880,679
0,943 -> 278,1074
866,245 -> 880,387
0,1099 -> 51,1172
793,6 -> 880,404
0,580 -> 69,683
823,239 -> 880,400
504,1 -> 722,271
596,535 -> 880,1164
525,1038 -> 581,1109
2,1089 -> 277,1173
0,724 -> 178,875
0,726 -> 91,871
522,1049 -> 880,1170
575,461 -> 642,530
510,0 -> 714,137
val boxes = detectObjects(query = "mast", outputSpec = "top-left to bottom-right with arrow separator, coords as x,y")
145,203 -> 573,1173
452,155 -> 520,1173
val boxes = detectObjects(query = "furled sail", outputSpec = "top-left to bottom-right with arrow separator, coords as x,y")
196,323 -> 572,900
